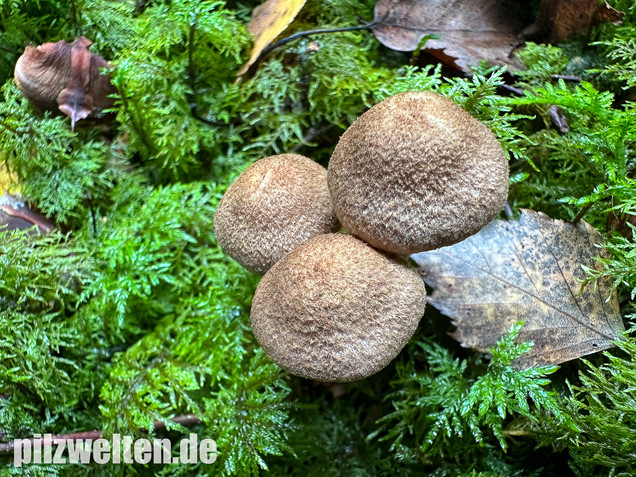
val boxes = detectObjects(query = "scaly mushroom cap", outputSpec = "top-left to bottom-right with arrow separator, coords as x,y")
328,91 -> 509,255
214,154 -> 339,274
250,233 -> 426,382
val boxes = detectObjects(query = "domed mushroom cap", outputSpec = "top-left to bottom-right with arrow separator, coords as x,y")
250,233 -> 426,382
214,154 -> 339,274
328,91 -> 509,255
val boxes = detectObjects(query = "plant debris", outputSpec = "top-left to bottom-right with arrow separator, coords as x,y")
412,209 -> 625,368
237,0 -> 307,76
372,0 -> 531,72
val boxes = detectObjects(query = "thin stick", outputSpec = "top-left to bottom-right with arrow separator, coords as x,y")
0,45 -> 21,56
249,23 -> 376,71
573,201 -> 596,225
551,74 -> 581,82
0,414 -> 202,453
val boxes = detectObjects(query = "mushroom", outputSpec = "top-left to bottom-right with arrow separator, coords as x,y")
327,91 -> 509,255
250,233 -> 426,382
213,154 -> 339,274
14,37 -> 116,130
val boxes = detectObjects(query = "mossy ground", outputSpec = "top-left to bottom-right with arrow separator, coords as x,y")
0,1 -> 635,475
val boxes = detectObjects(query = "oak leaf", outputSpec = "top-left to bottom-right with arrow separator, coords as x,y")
237,0 -> 307,76
412,209 -> 624,368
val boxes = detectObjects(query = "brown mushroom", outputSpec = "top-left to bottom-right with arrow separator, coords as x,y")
327,91 -> 509,255
213,154 -> 339,274
250,233 -> 426,382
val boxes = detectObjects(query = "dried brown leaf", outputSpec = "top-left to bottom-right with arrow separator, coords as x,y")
528,0 -> 624,42
237,0 -> 307,77
373,0 -> 531,72
0,194 -> 54,234
412,209 -> 624,368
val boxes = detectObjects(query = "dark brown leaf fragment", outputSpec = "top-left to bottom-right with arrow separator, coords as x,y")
549,105 -> 569,134
14,37 -> 116,130
526,0 -> 623,42
0,194 -> 54,234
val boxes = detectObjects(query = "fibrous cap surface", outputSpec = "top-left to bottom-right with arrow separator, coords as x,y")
214,154 -> 339,274
250,233 -> 426,382
328,91 -> 509,254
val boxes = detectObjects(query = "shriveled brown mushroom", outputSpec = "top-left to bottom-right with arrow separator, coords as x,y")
327,91 -> 509,255
250,233 -> 426,382
213,154 -> 339,274
14,37 -> 116,131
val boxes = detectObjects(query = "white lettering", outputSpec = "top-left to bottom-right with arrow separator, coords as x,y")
179,434 -> 198,464
13,439 -> 31,468
199,438 -> 217,464
134,438 -> 151,464
93,438 -> 110,464
66,439 -> 92,464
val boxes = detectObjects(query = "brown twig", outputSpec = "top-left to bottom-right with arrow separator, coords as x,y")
499,84 -> 525,97
0,45 -> 21,56
573,201 -> 596,225
244,22 -> 377,75
551,74 -> 582,82
0,414 -> 202,453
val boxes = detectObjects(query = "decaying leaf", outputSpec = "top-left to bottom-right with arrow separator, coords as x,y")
412,209 -> 624,368
527,0 -> 623,42
0,194 -> 54,234
372,0 -> 531,72
57,37 -> 98,131
0,165 -> 18,194
237,0 -> 307,76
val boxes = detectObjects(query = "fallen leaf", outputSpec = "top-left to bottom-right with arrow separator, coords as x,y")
0,165 -> 18,194
549,105 -> 569,134
372,0 -> 531,72
527,0 -> 623,42
0,194 -> 54,234
57,37 -> 98,132
412,209 -> 624,368
237,0 -> 307,77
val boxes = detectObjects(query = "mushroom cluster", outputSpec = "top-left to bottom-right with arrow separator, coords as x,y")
214,91 -> 509,382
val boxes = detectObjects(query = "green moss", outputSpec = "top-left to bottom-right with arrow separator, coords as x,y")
0,0 -> 635,475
